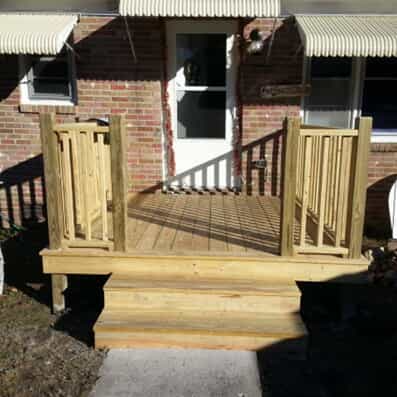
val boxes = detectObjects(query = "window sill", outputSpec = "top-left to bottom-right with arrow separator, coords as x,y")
19,103 -> 77,115
371,131 -> 397,144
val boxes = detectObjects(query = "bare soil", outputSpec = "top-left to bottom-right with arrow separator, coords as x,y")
0,284 -> 106,397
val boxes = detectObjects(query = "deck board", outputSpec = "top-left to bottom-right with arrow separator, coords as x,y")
92,193 -> 313,255
119,194 -> 288,255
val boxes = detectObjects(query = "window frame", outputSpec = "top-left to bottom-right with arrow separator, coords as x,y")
19,47 -> 77,106
302,56 -> 397,143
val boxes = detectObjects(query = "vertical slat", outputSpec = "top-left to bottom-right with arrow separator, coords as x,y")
98,133 -> 109,241
70,131 -> 82,225
335,137 -> 349,246
316,136 -> 330,246
280,117 -> 300,256
61,134 -> 75,240
80,131 -> 92,240
110,115 -> 128,252
346,118 -> 372,259
57,137 -> 68,238
332,136 -> 342,237
299,136 -> 312,246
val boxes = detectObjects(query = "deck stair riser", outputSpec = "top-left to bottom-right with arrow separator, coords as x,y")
104,287 -> 301,314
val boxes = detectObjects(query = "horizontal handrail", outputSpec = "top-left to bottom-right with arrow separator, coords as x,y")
300,129 -> 358,137
53,123 -> 110,133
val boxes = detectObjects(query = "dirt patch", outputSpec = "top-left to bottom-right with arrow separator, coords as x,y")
0,285 -> 106,397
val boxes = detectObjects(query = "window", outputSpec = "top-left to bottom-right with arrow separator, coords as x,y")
304,57 -> 354,129
362,58 -> 397,131
304,56 -> 397,140
20,48 -> 76,105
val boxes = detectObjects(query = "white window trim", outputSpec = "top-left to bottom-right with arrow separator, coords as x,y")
18,52 -> 77,107
302,56 -> 397,143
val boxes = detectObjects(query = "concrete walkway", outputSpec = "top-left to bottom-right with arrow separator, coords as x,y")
89,349 -> 262,397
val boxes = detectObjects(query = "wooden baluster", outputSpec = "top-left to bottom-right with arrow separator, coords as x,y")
70,131 -> 82,226
98,133 -> 109,241
316,136 -> 330,246
61,133 -> 75,241
80,131 -> 91,240
335,137 -> 349,247
300,136 -> 312,247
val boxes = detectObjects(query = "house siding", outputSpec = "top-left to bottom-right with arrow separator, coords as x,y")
0,15 -> 394,237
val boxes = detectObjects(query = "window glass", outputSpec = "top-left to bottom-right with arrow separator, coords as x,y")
305,57 -> 353,128
176,34 -> 226,87
311,57 -> 352,78
365,57 -> 397,78
177,91 -> 225,139
27,51 -> 74,101
362,57 -> 397,130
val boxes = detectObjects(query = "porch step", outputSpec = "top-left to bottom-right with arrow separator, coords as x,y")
104,276 -> 302,314
94,275 -> 307,350
94,311 -> 307,350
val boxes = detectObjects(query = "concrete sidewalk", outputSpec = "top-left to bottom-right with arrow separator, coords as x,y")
89,348 -> 262,397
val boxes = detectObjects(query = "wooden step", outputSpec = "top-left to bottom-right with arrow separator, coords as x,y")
104,277 -> 302,314
94,311 -> 307,350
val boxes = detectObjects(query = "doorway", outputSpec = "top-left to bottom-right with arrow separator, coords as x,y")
166,20 -> 238,189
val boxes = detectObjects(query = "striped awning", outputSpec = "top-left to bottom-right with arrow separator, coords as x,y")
119,0 -> 280,17
0,14 -> 78,55
296,15 -> 397,57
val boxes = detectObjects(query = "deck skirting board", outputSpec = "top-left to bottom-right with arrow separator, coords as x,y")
41,249 -> 369,283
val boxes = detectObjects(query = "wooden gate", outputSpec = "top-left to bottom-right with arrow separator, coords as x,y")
40,114 -> 128,251
280,117 -> 372,259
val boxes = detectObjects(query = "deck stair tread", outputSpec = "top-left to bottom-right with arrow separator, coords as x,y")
95,310 -> 307,338
105,276 -> 302,296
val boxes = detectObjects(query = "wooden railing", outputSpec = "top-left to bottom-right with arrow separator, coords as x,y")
39,114 -> 128,251
280,117 -> 372,258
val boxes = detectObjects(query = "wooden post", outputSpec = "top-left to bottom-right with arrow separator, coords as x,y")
39,113 -> 67,312
346,117 -> 372,259
110,115 -> 128,251
280,117 -> 301,256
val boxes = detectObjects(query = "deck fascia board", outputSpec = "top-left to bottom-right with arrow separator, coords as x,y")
41,248 -> 369,283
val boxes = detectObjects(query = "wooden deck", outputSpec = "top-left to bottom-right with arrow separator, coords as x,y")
100,194 -> 290,256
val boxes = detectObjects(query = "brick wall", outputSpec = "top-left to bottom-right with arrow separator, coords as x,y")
0,16 -> 165,227
240,17 -> 302,195
366,144 -> 397,237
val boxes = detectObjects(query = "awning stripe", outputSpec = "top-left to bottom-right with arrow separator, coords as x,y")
0,14 -> 78,55
119,0 -> 280,17
296,15 -> 397,57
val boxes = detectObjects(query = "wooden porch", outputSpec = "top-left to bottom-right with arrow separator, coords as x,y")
38,114 -> 372,349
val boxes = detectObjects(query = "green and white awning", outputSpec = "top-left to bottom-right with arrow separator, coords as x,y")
119,0 -> 280,17
0,14 -> 78,55
296,15 -> 397,57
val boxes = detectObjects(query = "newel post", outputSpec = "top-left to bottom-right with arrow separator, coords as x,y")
346,117 -> 372,259
40,113 -> 67,312
280,117 -> 301,256
109,115 -> 128,252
